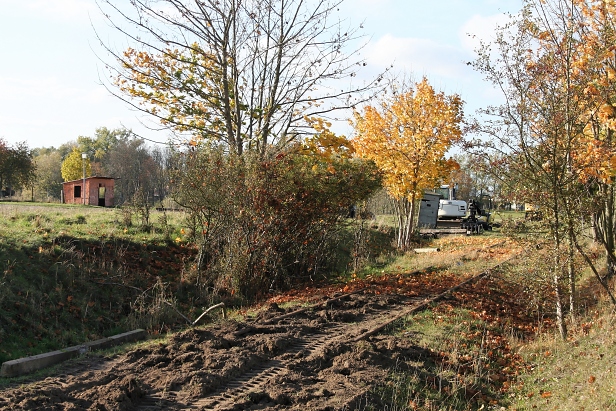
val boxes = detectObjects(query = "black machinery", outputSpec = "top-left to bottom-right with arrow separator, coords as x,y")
461,199 -> 492,234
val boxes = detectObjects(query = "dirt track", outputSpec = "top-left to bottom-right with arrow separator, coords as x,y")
0,239 -> 522,411
0,288 -> 449,410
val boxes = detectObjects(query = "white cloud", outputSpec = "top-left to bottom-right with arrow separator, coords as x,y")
364,34 -> 470,79
459,13 -> 512,53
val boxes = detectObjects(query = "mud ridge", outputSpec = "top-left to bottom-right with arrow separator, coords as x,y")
0,256 -> 520,410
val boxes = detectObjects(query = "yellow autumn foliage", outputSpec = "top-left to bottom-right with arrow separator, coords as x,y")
61,148 -> 91,182
301,116 -> 355,160
117,44 -> 224,140
352,77 -> 463,202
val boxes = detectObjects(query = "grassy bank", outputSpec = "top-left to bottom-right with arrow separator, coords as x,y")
0,203 -> 397,362
0,203 -> 190,363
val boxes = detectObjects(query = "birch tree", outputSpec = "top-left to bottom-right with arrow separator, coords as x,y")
469,0 -> 616,338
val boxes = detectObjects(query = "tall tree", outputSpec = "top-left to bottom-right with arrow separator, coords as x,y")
0,139 -> 36,197
106,138 -> 158,205
352,77 -> 463,249
566,0 -> 616,282
77,127 -> 132,175
149,145 -> 173,204
97,0 -> 383,155
34,151 -> 63,200
468,0 -> 616,338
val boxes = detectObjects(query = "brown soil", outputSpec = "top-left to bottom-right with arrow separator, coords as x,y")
0,238 -> 527,410
0,290 -> 443,411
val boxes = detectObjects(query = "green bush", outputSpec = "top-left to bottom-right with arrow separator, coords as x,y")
171,145 -> 381,301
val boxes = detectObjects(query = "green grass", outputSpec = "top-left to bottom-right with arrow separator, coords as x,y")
0,203 -> 189,362
333,217 -> 398,279
509,302 -> 616,410
0,206 -> 400,363
489,210 -> 525,224
364,307 -> 506,411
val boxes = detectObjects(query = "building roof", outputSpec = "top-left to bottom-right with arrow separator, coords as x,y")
62,176 -> 116,185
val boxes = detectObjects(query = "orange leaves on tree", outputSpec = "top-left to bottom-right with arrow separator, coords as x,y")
302,116 -> 355,160
352,77 -> 463,248
566,1 -> 616,184
352,77 -> 463,203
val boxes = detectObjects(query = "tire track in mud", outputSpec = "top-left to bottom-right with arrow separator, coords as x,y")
134,255 -> 518,411
135,293 -> 415,410
185,307 -> 423,411
221,253 -> 520,411
0,246 -> 521,411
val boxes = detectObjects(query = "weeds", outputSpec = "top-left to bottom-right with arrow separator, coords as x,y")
0,203 -> 186,362
510,292 -> 616,410
127,278 -> 180,333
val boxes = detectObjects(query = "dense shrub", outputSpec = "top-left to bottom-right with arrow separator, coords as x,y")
171,145 -> 381,301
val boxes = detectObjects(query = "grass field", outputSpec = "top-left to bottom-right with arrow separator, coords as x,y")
0,202 -> 189,363
0,202 -> 613,411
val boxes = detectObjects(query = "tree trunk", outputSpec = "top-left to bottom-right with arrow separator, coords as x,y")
552,194 -> 567,340
553,239 -> 567,339
402,193 -> 417,249
554,270 -> 567,340
604,183 -> 616,279
399,201 -> 405,248
567,232 -> 576,319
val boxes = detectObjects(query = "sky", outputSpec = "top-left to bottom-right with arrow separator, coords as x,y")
0,0 -> 523,149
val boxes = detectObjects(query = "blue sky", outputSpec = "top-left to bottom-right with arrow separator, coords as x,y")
0,0 -> 522,149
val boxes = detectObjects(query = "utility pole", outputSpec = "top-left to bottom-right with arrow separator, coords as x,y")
82,153 -> 87,205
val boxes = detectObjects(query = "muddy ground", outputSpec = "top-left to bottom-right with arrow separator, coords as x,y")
0,239 -> 523,411
0,289 -> 449,411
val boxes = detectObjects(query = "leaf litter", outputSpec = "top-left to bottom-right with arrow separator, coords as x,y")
0,236 -> 544,410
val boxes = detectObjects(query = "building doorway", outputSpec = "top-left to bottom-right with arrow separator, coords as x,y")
98,185 -> 106,207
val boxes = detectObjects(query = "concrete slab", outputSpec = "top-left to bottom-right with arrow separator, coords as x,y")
0,329 -> 147,377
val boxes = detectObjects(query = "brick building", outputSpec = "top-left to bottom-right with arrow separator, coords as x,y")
62,177 -> 115,207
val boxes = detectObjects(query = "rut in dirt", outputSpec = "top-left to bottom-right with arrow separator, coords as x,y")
0,291 -> 431,410
0,251 -> 520,411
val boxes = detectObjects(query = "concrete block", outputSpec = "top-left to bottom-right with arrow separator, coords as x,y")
108,329 -> 147,345
0,345 -> 85,377
82,330 -> 146,351
0,329 -> 147,377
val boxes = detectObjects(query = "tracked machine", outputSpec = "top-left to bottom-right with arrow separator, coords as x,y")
418,185 -> 492,236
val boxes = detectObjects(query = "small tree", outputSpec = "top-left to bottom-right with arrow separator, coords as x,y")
78,127 -> 132,175
61,148 -> 91,182
352,77 -> 463,249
